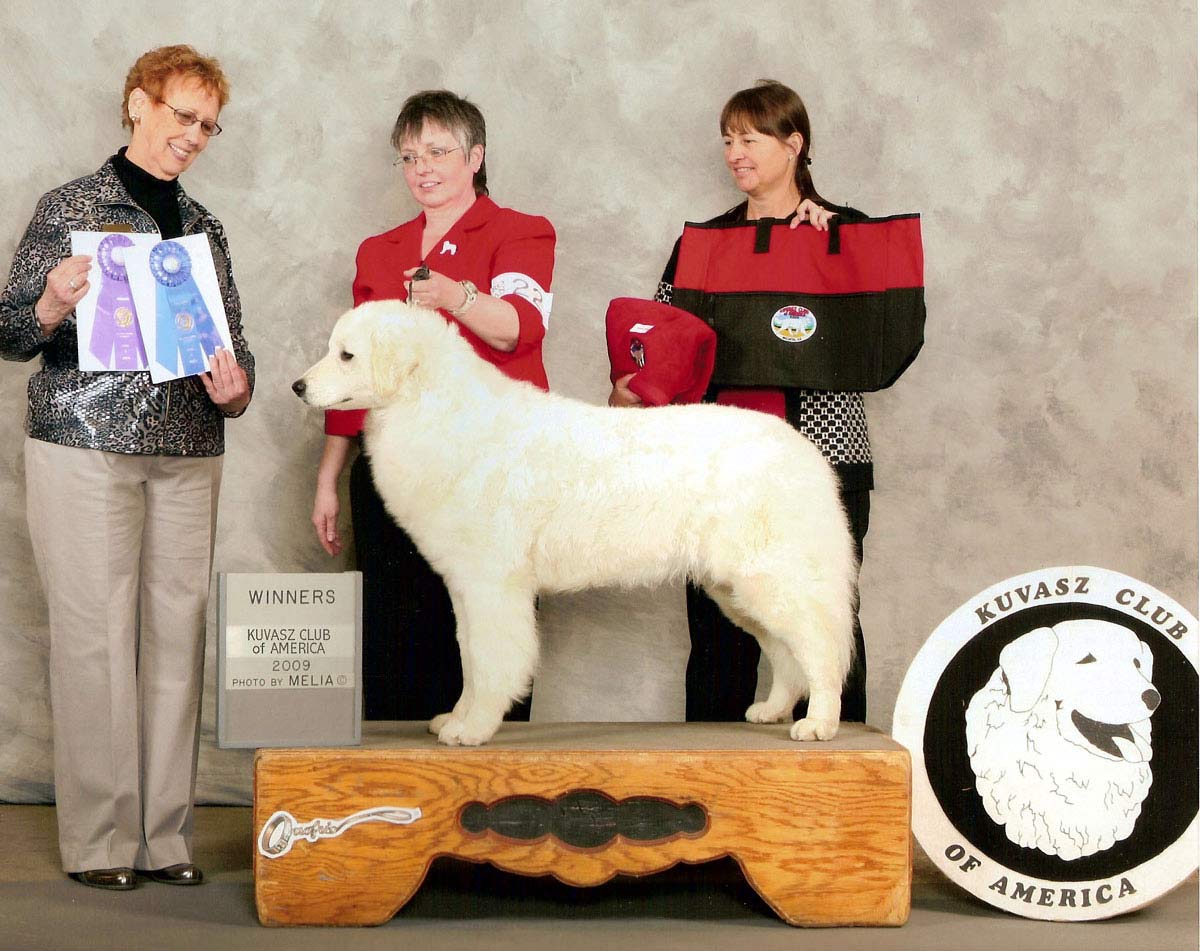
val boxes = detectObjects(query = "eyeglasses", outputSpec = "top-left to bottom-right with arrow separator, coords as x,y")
156,99 -> 222,137
393,146 -> 463,168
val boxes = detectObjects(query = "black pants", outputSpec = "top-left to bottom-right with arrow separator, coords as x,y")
351,452 -> 532,722
684,487 -> 869,723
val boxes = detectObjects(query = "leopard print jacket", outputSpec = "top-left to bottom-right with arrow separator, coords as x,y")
0,158 -> 254,456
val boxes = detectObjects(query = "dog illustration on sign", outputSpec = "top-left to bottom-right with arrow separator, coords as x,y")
965,619 -> 1160,860
293,301 -> 857,747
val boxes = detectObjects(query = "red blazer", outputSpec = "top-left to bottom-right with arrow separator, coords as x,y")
326,196 -> 556,436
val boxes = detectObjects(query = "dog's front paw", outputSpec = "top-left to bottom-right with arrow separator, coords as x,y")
745,701 -> 788,724
437,717 -> 498,747
429,712 -> 455,735
790,717 -> 839,741
436,720 -> 463,746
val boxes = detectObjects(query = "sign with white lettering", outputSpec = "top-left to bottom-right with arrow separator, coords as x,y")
893,566 -> 1198,920
217,572 -> 362,748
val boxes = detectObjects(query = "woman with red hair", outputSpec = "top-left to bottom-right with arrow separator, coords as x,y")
0,44 -> 253,890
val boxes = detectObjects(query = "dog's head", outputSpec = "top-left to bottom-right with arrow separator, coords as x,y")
999,619 -> 1158,763
292,300 -> 459,410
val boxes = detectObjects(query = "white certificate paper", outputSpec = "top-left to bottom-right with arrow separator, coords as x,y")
125,233 -> 234,383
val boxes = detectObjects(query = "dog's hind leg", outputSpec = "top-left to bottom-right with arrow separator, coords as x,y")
788,663 -> 842,740
789,582 -> 855,741
702,582 -> 805,724
749,636 -> 808,724
714,574 -> 850,741
436,577 -> 538,747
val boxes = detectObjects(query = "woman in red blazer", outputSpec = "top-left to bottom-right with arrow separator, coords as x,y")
311,90 -> 555,720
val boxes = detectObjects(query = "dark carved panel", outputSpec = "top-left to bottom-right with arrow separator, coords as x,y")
460,790 -> 708,849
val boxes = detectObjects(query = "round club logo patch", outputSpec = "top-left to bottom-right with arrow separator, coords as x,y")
770,304 -> 816,342
893,567 -> 1197,921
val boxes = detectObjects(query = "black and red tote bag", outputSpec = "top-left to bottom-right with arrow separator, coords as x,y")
669,214 -> 925,392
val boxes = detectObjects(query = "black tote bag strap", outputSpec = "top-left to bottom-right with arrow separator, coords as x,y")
827,215 -> 841,255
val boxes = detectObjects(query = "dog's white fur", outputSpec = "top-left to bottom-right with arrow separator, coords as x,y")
964,619 -> 1159,860
296,301 -> 857,746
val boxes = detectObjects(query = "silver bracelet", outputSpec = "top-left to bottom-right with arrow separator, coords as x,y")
448,280 -> 478,318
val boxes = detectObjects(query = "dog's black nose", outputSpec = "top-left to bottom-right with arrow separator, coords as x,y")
292,379 -> 306,397
1143,689 -> 1160,712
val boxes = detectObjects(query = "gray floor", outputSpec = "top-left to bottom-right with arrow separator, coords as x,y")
1,805 -> 1196,951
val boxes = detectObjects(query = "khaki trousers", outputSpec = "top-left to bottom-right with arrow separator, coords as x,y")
25,438 -> 221,872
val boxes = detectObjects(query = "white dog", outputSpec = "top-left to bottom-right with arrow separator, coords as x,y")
294,301 -> 856,746
964,619 -> 1159,860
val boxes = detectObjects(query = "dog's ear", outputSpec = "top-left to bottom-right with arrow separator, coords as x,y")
369,325 -> 418,401
1137,636 -> 1154,681
998,626 -> 1058,712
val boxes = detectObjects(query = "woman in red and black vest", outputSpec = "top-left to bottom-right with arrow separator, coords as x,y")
611,80 -> 870,724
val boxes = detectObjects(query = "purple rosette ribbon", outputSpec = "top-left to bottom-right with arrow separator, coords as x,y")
88,234 -> 148,370
150,240 -> 221,376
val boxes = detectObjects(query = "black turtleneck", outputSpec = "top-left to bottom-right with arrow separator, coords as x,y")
112,147 -> 184,239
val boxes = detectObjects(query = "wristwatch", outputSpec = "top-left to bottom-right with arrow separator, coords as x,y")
449,279 -> 478,317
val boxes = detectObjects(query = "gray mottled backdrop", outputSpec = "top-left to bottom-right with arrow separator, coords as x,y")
0,1 -> 1195,803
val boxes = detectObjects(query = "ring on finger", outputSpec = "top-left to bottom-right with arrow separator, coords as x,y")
68,279 -> 77,291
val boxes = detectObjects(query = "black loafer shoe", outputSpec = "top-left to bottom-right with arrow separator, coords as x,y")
69,867 -> 137,890
144,863 -> 204,885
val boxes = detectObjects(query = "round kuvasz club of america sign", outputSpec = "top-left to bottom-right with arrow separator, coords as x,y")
893,567 -> 1197,921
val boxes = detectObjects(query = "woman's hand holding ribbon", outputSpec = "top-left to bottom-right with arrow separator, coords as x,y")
201,346 -> 250,414
36,255 -> 93,335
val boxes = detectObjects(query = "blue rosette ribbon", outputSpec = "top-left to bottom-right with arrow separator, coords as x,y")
149,240 -> 221,376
